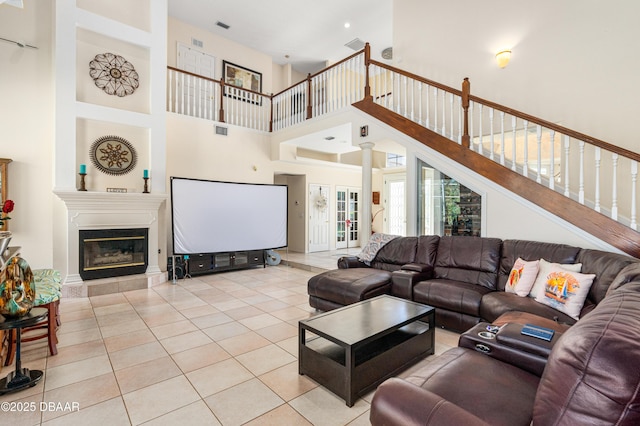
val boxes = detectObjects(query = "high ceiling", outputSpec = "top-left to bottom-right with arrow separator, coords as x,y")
167,0 -> 393,75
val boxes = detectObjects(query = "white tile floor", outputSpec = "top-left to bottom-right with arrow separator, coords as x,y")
0,251 -> 460,425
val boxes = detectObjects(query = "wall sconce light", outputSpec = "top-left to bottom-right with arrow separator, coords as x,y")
495,50 -> 512,68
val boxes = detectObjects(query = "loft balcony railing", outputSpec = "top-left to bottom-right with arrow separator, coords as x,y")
166,43 -> 639,248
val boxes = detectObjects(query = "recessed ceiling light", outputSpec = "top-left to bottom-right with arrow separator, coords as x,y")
344,22 -> 351,29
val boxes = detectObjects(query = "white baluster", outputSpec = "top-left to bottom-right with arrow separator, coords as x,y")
563,135 -> 571,197
477,104 -> 483,155
433,87 -> 438,131
499,111 -> 505,165
410,79 -> 415,122
198,77 -> 203,118
180,73 -> 185,114
611,153 -> 618,220
457,97 -> 462,144
489,108 -> 495,161
631,161 -> 638,230
384,70 -> 390,109
167,70 -> 173,112
511,116 -> 517,171
549,130 -> 555,190
536,125 -> 542,184
425,84 -> 430,129
418,83 -> 423,126
594,147 -> 601,212
400,75 -> 406,117
469,102 -> 474,150
579,141 -> 585,204
449,93 -> 454,140
441,89 -> 446,136
522,120 -> 529,177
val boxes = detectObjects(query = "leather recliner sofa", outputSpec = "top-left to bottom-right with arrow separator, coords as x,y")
307,235 -> 640,332
369,281 -> 640,425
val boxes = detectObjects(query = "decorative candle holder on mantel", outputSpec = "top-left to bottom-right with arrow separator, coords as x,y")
78,164 -> 87,192
143,169 -> 149,193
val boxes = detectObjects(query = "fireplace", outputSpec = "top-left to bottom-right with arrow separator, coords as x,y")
79,228 -> 148,280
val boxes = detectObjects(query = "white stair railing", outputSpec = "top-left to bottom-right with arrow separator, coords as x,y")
167,49 -> 639,235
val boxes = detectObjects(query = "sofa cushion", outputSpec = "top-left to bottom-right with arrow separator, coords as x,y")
480,291 -> 577,325
533,282 -> 640,425
498,240 -> 580,291
505,258 -> 539,297
534,267 -> 595,320
576,248 -> 640,305
433,236 -> 502,290
414,235 -> 440,267
370,236 -> 419,271
307,268 -> 392,306
413,279 -> 493,317
402,347 -> 539,426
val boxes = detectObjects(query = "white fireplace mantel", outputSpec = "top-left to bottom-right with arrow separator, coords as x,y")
55,190 -> 168,296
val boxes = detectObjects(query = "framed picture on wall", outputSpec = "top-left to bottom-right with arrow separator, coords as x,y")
222,60 -> 262,104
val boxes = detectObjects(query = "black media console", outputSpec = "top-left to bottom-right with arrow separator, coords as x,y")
177,250 -> 266,276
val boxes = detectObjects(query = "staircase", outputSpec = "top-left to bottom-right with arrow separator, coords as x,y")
166,44 -> 640,258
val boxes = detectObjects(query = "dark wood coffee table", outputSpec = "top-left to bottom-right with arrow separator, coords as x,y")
299,295 -> 435,406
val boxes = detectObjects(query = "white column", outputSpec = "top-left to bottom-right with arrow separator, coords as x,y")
360,142 -> 375,242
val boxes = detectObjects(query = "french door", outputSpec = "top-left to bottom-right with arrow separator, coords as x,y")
336,187 -> 360,249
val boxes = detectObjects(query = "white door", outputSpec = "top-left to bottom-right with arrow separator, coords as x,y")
336,186 -> 361,249
309,184 -> 330,252
385,174 -> 406,236
177,43 -> 216,118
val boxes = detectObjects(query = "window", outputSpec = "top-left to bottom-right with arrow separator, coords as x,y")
386,153 -> 406,167
417,159 -> 482,237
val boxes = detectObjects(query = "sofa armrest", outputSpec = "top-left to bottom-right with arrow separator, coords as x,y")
370,378 -> 490,426
401,263 -> 433,273
337,256 -> 367,269
391,267 -> 433,299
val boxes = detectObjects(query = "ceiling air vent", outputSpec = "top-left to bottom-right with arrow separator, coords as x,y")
215,125 -> 228,136
216,21 -> 230,30
345,38 -> 366,51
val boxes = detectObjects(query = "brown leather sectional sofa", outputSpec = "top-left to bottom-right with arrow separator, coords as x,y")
307,235 -> 640,425
369,280 -> 640,425
308,235 -> 640,332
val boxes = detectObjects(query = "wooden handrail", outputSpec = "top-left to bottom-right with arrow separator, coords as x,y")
167,65 -> 271,100
369,59 -> 463,96
167,66 -> 219,83
271,46 -> 368,99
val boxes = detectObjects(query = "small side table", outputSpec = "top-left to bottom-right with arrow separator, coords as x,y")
0,307 -> 47,395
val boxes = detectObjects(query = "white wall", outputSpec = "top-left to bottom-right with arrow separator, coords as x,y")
0,1 -> 55,268
393,0 -> 640,151
168,17 -> 275,95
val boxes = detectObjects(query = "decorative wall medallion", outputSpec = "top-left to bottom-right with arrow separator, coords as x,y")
90,135 -> 137,175
89,52 -> 139,97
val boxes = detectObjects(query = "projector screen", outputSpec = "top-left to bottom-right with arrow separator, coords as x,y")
171,177 -> 288,254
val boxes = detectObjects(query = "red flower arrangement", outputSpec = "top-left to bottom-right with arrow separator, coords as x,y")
0,199 -> 14,228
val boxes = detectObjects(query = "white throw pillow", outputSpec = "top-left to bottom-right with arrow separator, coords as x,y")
528,259 -> 582,299
505,258 -> 540,297
534,265 -> 596,320
357,233 -> 400,265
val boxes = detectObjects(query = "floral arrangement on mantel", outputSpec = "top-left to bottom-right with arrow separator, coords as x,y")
0,199 -> 14,230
